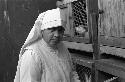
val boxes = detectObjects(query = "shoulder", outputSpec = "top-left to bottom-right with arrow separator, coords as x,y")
22,47 -> 41,65
21,49 -> 36,62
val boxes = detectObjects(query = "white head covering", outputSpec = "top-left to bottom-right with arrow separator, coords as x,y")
41,8 -> 66,30
19,8 -> 66,57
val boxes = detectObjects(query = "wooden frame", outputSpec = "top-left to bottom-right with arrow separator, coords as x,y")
62,0 -> 125,82
61,0 -> 91,43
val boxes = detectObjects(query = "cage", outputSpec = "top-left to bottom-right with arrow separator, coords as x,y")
57,0 -> 90,43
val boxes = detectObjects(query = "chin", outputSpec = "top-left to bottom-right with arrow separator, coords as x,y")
50,41 -> 59,46
52,42 -> 59,45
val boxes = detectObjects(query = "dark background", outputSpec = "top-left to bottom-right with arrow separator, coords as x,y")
0,0 -> 57,81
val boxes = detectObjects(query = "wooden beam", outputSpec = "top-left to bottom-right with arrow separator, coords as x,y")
89,0 -> 99,81
100,35 -> 125,48
95,59 -> 125,79
91,13 -> 99,82
63,41 -> 93,52
100,45 -> 125,58
71,53 -> 94,68
63,0 -> 77,4
62,36 -> 90,43
63,41 -> 125,58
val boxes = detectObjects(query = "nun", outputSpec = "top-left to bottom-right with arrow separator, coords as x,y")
14,8 -> 80,82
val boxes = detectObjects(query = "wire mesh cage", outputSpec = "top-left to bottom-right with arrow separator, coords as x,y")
58,0 -> 89,38
72,0 -> 88,37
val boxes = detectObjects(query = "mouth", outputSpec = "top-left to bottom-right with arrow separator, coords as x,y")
51,39 -> 58,42
51,39 -> 60,43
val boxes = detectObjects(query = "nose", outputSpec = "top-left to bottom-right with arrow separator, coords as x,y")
54,30 -> 59,37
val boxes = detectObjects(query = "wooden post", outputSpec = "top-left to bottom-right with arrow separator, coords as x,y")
89,0 -> 100,82
91,13 -> 100,82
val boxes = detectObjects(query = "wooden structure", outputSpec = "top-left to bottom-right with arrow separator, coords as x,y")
60,0 -> 125,82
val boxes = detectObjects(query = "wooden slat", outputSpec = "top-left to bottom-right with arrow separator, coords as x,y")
100,46 -> 125,58
63,41 -> 93,52
95,59 -> 125,79
71,53 -> 94,68
62,36 -> 90,43
63,41 -> 125,58
100,35 -> 125,48
63,0 -> 77,4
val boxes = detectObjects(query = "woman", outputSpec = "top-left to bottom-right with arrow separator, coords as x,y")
14,8 -> 80,82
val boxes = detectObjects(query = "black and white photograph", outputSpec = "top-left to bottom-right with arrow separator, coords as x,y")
0,0 -> 125,82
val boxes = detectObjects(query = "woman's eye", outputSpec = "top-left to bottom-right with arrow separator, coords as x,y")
51,29 -> 56,32
58,30 -> 64,33
59,28 -> 65,32
47,27 -> 65,33
48,28 -> 55,32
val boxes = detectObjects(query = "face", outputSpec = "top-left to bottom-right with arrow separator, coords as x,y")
42,26 -> 65,47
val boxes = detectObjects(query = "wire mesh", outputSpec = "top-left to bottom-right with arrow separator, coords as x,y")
75,63 -> 91,82
72,0 -> 88,37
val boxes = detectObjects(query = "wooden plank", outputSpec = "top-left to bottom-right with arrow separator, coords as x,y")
98,0 -> 125,37
95,59 -> 125,79
100,46 -> 125,58
63,0 -> 77,4
63,41 -> 125,58
71,53 -> 94,68
62,36 -> 90,43
99,35 -> 125,48
63,41 -> 93,52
